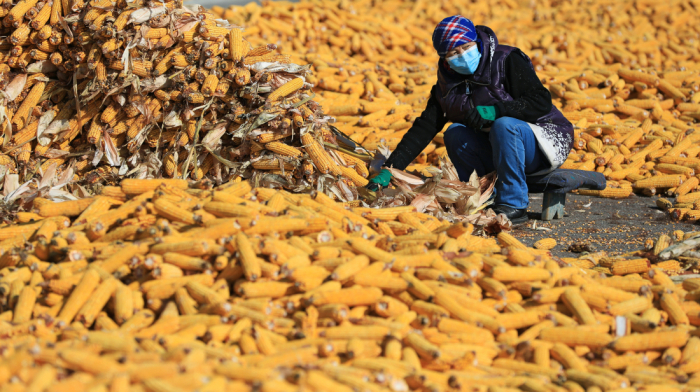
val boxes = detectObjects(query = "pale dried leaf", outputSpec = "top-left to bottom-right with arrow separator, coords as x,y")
129,6 -> 167,23
4,179 -> 33,203
44,119 -> 70,142
4,74 -> 27,102
410,194 -> 435,213
37,110 -> 58,146
0,165 -> 7,187
27,60 -> 58,74
47,188 -> 78,201
43,149 -> 70,158
248,62 -> 309,75
163,110 -> 183,128
38,162 -> 58,190
434,187 -> 462,204
102,130 -> 121,166
55,162 -> 74,189
3,173 -> 19,198
58,13 -> 73,39
92,145 -> 104,166
175,19 -> 199,35
201,122 -> 227,150
386,167 -> 424,186
337,180 -> 355,202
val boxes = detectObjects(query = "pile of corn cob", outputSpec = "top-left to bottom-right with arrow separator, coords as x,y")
0,0 -> 374,203
2,178 -> 700,390
212,0 -> 700,203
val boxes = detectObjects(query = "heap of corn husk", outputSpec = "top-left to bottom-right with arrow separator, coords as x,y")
369,156 -> 508,233
0,0 -> 376,205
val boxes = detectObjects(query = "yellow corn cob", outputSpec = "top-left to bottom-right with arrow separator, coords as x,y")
234,68 -> 251,86
247,43 -> 277,58
301,133 -> 330,174
496,232 -> 527,249
229,27 -> 247,62
242,54 -> 290,66
634,175 -> 684,189
11,81 -> 45,129
267,78 -> 304,102
533,238 -> 557,250
578,187 -> 631,198
201,74 -> 219,97
652,234 -> 671,256
611,259 -> 651,275
338,166 -> 369,187
265,141 -> 303,158
8,0 -> 39,22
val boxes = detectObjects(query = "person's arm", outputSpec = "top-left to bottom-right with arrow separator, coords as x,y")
494,50 -> 552,123
383,88 -> 447,170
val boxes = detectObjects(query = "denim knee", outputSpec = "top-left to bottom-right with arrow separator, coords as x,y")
444,124 -> 467,154
489,117 -> 519,143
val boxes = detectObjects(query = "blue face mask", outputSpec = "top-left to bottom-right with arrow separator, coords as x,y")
446,45 -> 481,75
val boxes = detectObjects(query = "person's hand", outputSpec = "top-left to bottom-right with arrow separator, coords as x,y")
466,106 -> 497,131
366,169 -> 393,191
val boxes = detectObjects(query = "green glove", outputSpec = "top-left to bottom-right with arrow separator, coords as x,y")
367,169 -> 393,191
476,106 -> 498,121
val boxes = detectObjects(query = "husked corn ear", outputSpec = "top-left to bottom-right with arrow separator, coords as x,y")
578,187 -> 632,198
634,175 -> 684,189
497,232 -> 527,249
233,68 -> 250,85
265,141 -> 302,158
242,53 -> 290,65
611,258 -> 651,275
267,77 -> 304,101
229,27 -> 247,62
12,81 -> 45,129
301,132 -> 330,174
533,238 -> 557,250
247,43 -> 277,57
653,234 -> 671,256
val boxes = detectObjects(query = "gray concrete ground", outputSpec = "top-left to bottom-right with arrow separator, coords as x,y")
514,193 -> 696,258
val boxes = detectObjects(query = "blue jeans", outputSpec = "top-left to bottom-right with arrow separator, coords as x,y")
443,117 -> 547,209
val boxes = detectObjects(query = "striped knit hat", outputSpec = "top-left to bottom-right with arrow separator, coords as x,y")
432,15 -> 478,57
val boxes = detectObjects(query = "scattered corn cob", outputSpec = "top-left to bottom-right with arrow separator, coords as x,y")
0,179 -> 695,391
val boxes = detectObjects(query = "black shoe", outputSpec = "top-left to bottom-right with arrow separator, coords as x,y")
491,205 -> 529,225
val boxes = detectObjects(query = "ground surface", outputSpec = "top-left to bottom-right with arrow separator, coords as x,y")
514,193 -> 696,258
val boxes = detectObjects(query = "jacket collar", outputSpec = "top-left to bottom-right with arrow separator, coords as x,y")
437,25 -> 499,93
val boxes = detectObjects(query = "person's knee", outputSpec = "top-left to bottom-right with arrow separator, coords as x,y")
444,124 -> 467,150
445,123 -> 467,138
489,117 -> 520,142
491,117 -> 519,132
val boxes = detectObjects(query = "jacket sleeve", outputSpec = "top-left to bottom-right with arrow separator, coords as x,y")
494,50 -> 553,123
383,87 -> 447,171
